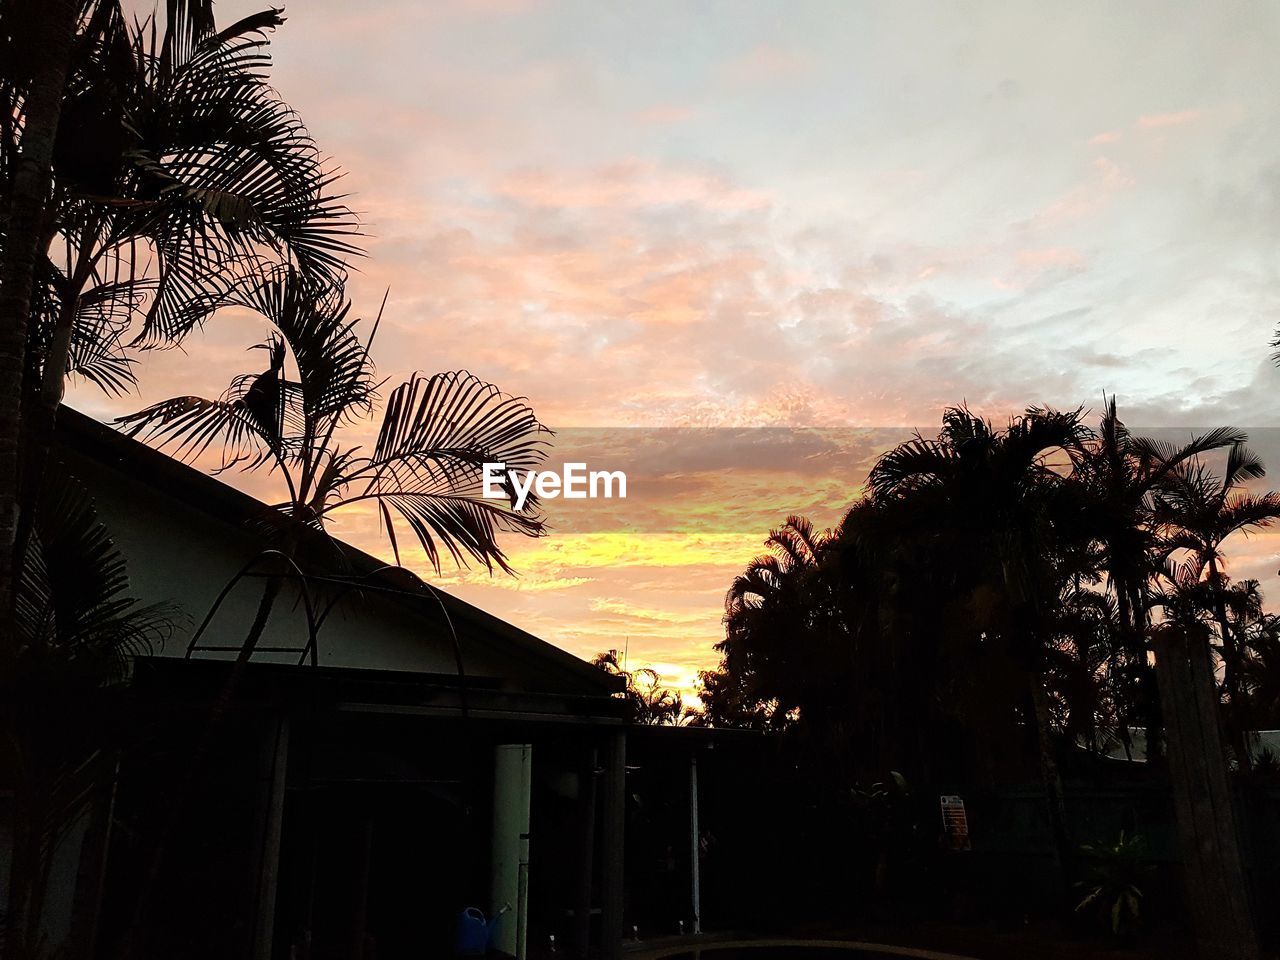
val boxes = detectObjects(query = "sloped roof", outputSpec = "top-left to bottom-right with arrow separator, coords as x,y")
55,405 -> 622,695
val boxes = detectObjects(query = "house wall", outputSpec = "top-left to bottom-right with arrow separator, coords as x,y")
56,442 -> 556,687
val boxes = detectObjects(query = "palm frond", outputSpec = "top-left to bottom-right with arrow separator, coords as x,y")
114,392 -> 279,471
231,267 -> 377,432
867,435 -> 953,498
370,370 -> 550,477
1223,442 -> 1266,490
376,489 -> 544,574
1218,491 -> 1280,537
60,1 -> 363,348
17,466 -> 174,683
312,370 -> 554,572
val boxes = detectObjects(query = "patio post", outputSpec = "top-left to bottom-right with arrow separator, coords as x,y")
600,730 -> 626,960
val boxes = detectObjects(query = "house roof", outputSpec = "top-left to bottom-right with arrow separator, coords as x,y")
55,405 -> 622,695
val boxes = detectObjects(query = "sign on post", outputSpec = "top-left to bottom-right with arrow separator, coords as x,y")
940,795 -> 971,851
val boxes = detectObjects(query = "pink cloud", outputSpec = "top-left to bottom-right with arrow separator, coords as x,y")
634,104 -> 697,125
721,44 -> 809,83
1024,157 -> 1134,230
1136,109 -> 1201,129
1016,247 -> 1086,268
495,161 -> 772,211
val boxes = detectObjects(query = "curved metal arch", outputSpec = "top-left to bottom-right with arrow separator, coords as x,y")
185,548 -> 321,667
294,564 -> 470,721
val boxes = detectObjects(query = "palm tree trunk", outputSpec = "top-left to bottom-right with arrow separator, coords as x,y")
0,0 -> 76,635
1112,569 -> 1140,755
1,4 -> 79,956
1029,669 -> 1072,900
1130,581 -> 1164,762
1208,557 -> 1251,769
11,217 -> 102,580
1112,568 -> 1162,761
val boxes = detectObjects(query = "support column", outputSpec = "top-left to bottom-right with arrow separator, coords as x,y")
350,815 -> 374,960
689,753 -> 701,936
491,744 -> 533,959
255,716 -> 289,960
599,731 -> 626,960
572,747 -> 599,960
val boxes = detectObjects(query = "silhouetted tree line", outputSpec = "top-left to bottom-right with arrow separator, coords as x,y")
592,649 -> 693,725
700,401 -> 1280,793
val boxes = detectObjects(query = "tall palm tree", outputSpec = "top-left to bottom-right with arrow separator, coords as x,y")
2,8 -> 361,810
1155,443 -> 1280,764
7,0 -> 361,617
0,0 -> 81,746
1073,397 -> 1243,757
868,405 -> 1091,885
28,0 -> 357,403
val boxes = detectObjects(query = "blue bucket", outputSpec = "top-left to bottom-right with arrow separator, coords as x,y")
455,907 -> 490,956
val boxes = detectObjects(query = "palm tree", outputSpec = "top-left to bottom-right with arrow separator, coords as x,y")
118,269 -> 549,597
1073,397 -> 1243,758
28,1 -> 357,401
113,272 -> 550,948
3,3 -> 359,775
1155,443 -> 1280,764
0,0 -> 81,745
868,405 -> 1091,885
1045,586 -> 1122,756
2,6 -> 114,953
7,0 -> 360,617
690,662 -> 773,729
1241,613 -> 1280,731
8,466 -> 172,956
720,515 -> 836,727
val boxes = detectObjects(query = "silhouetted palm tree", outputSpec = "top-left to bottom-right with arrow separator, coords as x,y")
118,269 -> 549,620
1241,613 -> 1280,730
5,0 -> 361,642
1155,444 -> 1280,764
867,405 -> 1090,881
28,1 -> 357,402
113,271 -> 550,947
0,0 -> 80,660
593,649 -> 689,725
1045,586 -> 1122,756
1073,397 -> 1242,757
8,468 -> 171,955
4,6 -> 350,951
721,515 -> 836,727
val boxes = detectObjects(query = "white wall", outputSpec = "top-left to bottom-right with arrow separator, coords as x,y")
59,443 -> 547,685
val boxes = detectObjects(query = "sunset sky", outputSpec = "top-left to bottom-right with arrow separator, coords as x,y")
75,0 -> 1280,697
